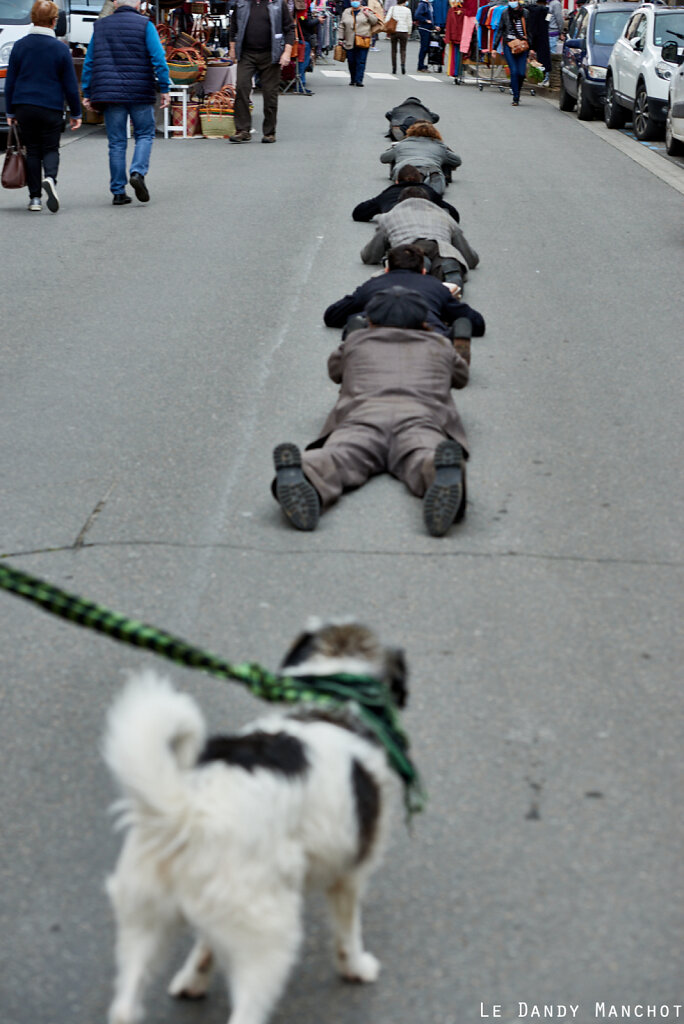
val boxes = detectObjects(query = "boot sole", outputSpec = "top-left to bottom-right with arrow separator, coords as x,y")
130,176 -> 150,202
42,179 -> 59,212
423,441 -> 465,537
273,443 -> 319,531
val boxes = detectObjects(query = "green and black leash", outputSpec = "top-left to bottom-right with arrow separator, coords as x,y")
0,562 -> 425,817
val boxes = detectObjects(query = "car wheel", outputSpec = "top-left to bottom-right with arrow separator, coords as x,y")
664,104 -> 684,156
559,74 -> 575,112
604,75 -> 626,129
576,77 -> 594,121
633,83 -> 659,141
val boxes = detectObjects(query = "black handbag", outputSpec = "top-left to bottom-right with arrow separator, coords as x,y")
1,124 -> 27,190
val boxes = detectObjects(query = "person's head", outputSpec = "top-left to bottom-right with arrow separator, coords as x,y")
398,186 -> 430,203
365,287 -> 428,331
395,164 -> 423,185
405,121 -> 443,141
31,0 -> 58,26
386,244 -> 426,274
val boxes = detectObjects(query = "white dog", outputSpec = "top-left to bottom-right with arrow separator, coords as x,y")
103,620 -> 408,1024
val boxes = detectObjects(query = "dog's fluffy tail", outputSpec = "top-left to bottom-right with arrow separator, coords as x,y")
103,670 -> 206,835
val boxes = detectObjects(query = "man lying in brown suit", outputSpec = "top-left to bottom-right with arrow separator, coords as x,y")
271,287 -> 469,537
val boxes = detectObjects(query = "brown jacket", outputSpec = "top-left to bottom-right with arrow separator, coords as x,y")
311,325 -> 469,453
338,6 -> 379,47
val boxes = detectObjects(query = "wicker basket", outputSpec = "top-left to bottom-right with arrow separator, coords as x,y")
168,61 -> 205,84
200,111 -> 235,137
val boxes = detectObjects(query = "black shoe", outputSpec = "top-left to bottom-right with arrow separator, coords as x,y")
112,194 -> 132,206
261,134 -> 276,143
423,440 -> 465,536
349,80 -> 355,85
355,82 -> 364,87
401,66 -> 406,74
273,443 -> 320,531
392,67 -> 397,74
129,171 -> 149,203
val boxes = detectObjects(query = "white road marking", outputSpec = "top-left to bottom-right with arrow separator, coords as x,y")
319,69 -> 353,77
366,73 -> 398,80
407,74 -> 441,81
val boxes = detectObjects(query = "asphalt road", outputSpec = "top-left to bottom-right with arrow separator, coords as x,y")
1,41 -> 683,1024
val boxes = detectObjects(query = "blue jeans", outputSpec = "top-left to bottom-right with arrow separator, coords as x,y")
347,45 -> 369,84
503,45 -> 528,101
297,40 -> 311,88
103,103 -> 156,196
417,27 -> 431,69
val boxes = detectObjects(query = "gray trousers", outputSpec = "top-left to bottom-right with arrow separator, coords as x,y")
302,418 -> 448,508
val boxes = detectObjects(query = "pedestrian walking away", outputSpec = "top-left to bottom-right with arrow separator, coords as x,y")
385,0 -> 412,74
229,0 -> 295,141
4,0 -> 82,213
81,0 -> 170,204
272,287 -> 470,537
337,1 -> 379,87
414,0 -> 435,71
526,0 -> 552,85
493,0 -> 530,105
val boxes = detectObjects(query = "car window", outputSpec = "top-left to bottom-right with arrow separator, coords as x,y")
576,10 -> 588,39
0,0 -> 33,23
592,10 -> 633,46
654,12 -> 684,48
624,11 -> 642,40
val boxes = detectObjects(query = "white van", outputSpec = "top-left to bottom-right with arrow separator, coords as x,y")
0,0 -> 71,135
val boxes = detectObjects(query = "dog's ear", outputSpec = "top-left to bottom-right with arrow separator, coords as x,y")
280,630 -> 318,671
383,647 -> 408,707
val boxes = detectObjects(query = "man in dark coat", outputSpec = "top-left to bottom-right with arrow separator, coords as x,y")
272,287 -> 470,537
352,164 -> 460,222
324,243 -> 485,340
228,0 -> 295,143
82,0 -> 170,204
384,95 -> 440,139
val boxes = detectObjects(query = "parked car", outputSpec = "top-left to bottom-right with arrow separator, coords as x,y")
604,2 -> 684,140
559,1 -> 638,120
663,39 -> 684,154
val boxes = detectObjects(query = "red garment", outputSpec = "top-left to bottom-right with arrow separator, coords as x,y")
462,0 -> 477,14
445,6 -> 464,44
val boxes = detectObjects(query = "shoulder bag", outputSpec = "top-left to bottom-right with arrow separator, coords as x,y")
507,17 -> 529,53
1,124 -> 27,190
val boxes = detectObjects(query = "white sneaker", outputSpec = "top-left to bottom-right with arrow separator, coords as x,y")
42,177 -> 59,212
28,197 -> 42,212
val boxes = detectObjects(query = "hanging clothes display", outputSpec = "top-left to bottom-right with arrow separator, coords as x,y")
444,0 -> 463,77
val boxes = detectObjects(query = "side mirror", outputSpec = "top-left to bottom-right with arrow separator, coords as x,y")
631,37 -> 643,52
55,10 -> 67,36
566,38 -> 585,51
661,41 -> 681,64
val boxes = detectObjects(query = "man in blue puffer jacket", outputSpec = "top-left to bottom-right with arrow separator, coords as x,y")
81,0 -> 170,205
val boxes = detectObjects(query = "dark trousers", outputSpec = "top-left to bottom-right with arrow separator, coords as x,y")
503,45 -> 528,101
390,31 -> 408,70
347,45 -> 369,84
414,238 -> 465,291
417,27 -> 431,69
13,104 -> 63,199
234,49 -> 281,136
